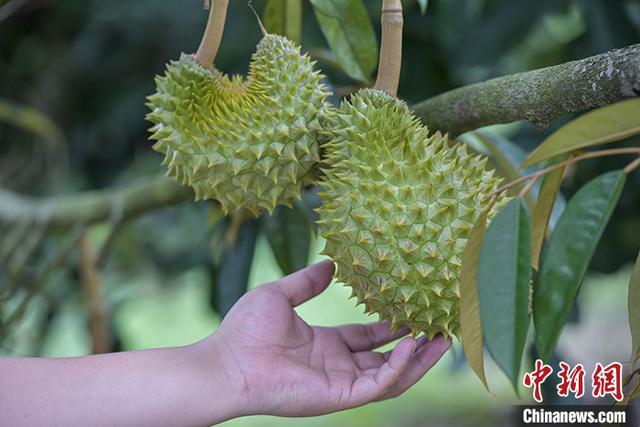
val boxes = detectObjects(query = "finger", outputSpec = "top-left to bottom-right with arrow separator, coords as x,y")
265,260 -> 335,307
349,337 -> 415,407
378,334 -> 451,400
352,350 -> 388,370
337,321 -> 410,352
356,334 -> 449,371
353,333 -> 437,370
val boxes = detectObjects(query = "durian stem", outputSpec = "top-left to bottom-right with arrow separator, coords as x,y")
226,209 -> 250,246
495,146 -> 640,197
373,0 -> 403,97
194,0 -> 230,68
517,177 -> 539,198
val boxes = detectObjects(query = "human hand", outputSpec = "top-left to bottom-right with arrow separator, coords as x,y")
0,261 -> 451,427
207,260 -> 451,417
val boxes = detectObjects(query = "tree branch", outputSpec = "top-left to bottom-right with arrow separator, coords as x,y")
1,46 -> 638,227
0,176 -> 193,228
79,232 -> 110,354
412,44 -> 640,136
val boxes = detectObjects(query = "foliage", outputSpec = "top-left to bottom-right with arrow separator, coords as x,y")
534,170 -> 626,360
263,0 -> 303,44
523,99 -> 640,167
477,198 -> 531,392
630,251 -> 640,367
310,0 -> 378,83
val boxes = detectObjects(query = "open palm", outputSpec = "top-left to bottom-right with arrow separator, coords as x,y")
213,261 -> 451,417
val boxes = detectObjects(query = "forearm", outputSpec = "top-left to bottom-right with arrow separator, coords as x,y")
0,339 -> 244,427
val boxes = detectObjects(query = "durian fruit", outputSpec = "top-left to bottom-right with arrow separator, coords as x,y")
147,34 -> 331,216
317,89 -> 507,339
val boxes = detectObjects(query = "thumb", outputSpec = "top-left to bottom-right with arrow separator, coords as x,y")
264,260 -> 335,307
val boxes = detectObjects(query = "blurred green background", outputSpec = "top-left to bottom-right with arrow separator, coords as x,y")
1,0 -> 639,425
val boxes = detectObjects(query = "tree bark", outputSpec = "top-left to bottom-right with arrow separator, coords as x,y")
413,44 -> 640,136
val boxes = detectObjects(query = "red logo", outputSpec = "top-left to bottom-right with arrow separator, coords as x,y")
523,360 -> 624,403
523,359 -> 553,403
557,362 -> 586,399
592,362 -> 623,402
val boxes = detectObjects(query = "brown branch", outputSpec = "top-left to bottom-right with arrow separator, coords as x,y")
79,233 -> 110,354
0,224 -> 86,342
625,156 -> 640,174
0,176 -> 193,228
374,0 -> 403,97
412,44 -> 640,136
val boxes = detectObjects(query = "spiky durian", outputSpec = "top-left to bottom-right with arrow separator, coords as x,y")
317,89 -> 507,339
146,35 -> 331,215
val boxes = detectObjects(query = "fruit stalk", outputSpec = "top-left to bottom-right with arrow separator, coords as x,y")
374,0 -> 403,97
624,156 -> 640,174
195,0 -> 230,68
494,146 -> 640,197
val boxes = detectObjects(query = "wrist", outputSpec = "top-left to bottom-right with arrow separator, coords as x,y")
186,334 -> 252,423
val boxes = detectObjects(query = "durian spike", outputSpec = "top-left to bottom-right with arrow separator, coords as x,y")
195,0 -> 230,68
373,0 -> 403,97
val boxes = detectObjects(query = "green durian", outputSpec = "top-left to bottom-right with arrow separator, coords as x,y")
317,89 -> 508,339
147,34 -> 331,215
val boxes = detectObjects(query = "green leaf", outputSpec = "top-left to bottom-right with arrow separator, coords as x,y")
310,0 -> 378,83
308,0 -> 341,17
472,132 -> 520,182
295,186 -> 322,231
454,0 -> 557,68
417,0 -> 429,14
477,198 -> 531,392
623,367 -> 640,388
263,205 -> 311,275
460,207 -> 491,392
621,376 -> 640,406
534,170 -> 626,360
531,162 -> 567,270
213,219 -> 259,316
263,0 -> 303,44
522,98 -> 640,167
630,381 -> 640,401
471,131 -> 535,211
469,131 -> 568,267
629,250 -> 640,367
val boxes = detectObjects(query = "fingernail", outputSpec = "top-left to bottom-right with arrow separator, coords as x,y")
416,335 -> 430,347
396,326 -> 411,336
312,259 -> 335,275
